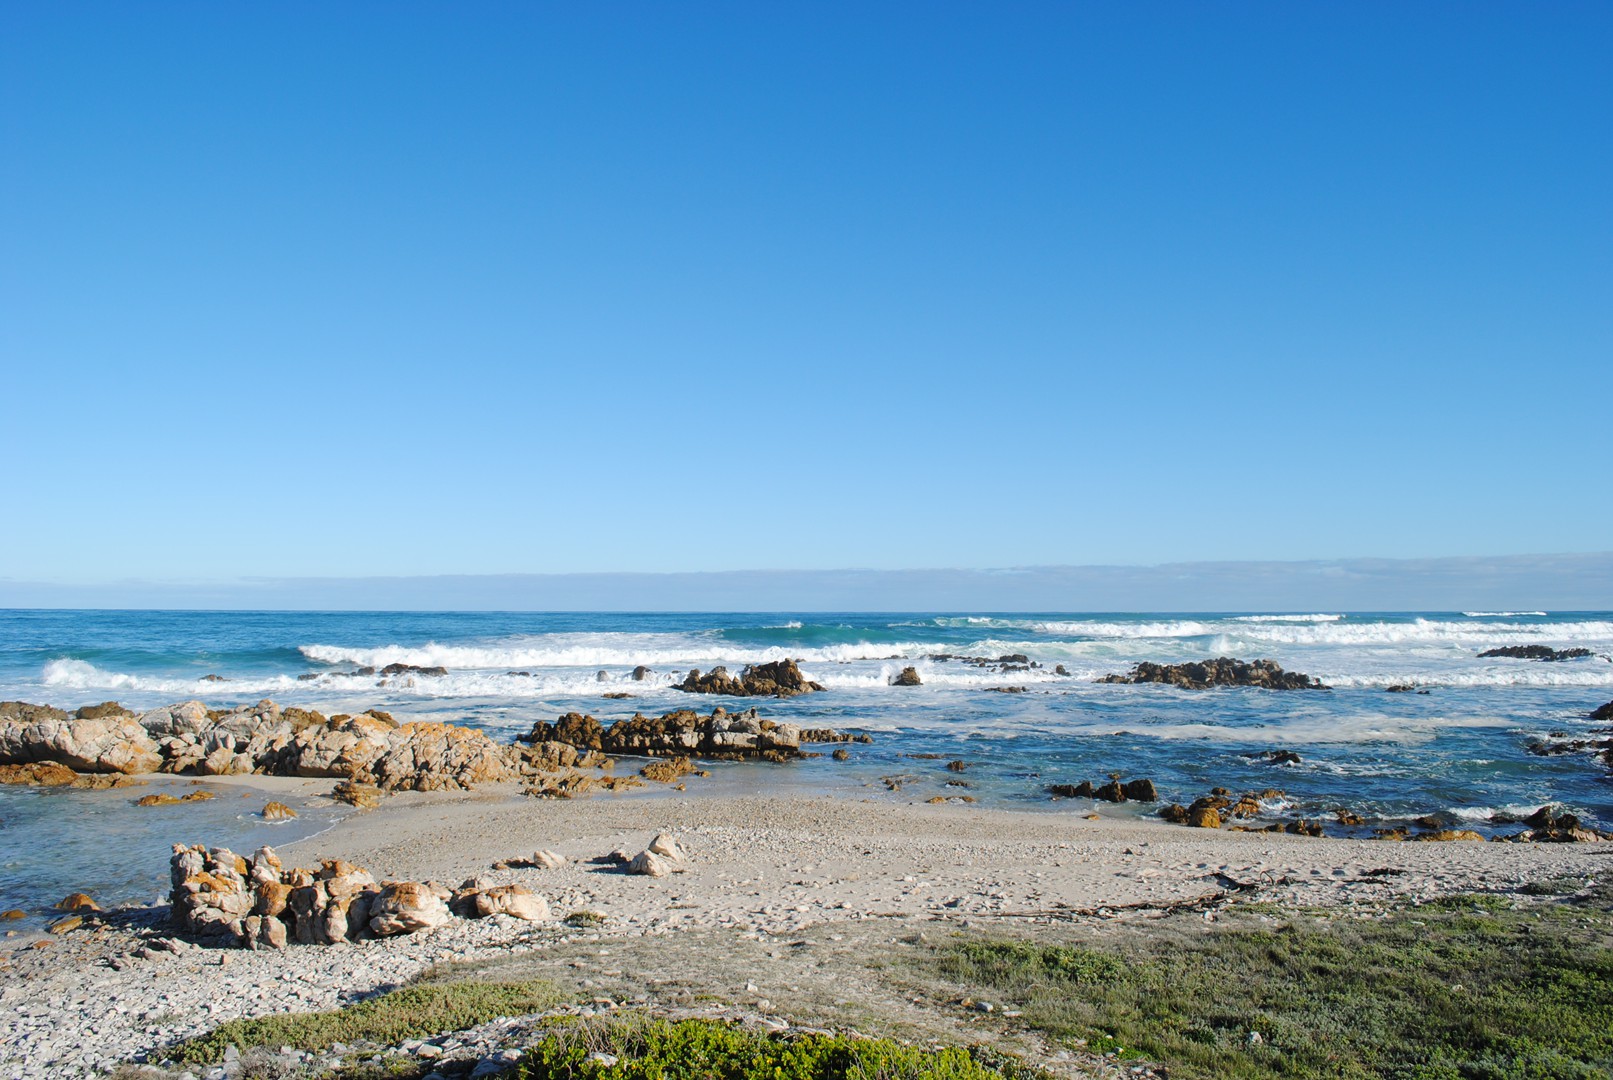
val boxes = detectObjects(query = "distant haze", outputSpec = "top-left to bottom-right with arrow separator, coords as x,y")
3,553 -> 1610,612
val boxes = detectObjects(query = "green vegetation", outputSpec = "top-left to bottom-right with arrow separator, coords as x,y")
513,1016 -> 1041,1080
167,980 -> 565,1065
928,891 -> 1613,1079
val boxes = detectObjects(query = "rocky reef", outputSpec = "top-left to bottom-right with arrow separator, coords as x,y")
673,659 -> 824,697
1097,658 -> 1328,690
1478,645 -> 1596,662
520,706 -> 855,762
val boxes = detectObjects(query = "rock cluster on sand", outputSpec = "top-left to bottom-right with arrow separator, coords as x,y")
1097,658 -> 1328,690
521,706 -> 842,762
674,659 -> 824,697
1477,645 -> 1595,662
170,842 -> 551,950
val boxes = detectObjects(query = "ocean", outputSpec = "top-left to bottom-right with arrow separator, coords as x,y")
3,609 -> 1611,925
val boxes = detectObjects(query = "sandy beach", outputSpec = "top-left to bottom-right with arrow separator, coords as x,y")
3,779 -> 1607,1079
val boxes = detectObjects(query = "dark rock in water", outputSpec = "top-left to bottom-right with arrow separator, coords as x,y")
632,665 -> 653,681
1590,700 -> 1613,722
1094,780 -> 1125,803
596,670 -> 610,682
354,666 -> 376,676
1159,804 -> 1189,824
1477,645 -> 1594,662
506,671 -> 532,677
1385,683 -> 1416,693
1122,778 -> 1158,802
1244,749 -> 1303,766
379,663 -> 448,677
1097,658 -> 1327,690
675,659 -> 824,697
1047,781 -> 1095,799
891,666 -> 922,687
297,673 -> 320,681
997,654 -> 1029,664
1054,664 -> 1070,676
200,674 -> 227,683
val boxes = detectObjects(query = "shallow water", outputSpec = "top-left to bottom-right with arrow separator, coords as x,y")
2,609 -> 1610,921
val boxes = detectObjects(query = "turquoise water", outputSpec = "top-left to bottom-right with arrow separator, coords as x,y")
3,609 -> 1611,923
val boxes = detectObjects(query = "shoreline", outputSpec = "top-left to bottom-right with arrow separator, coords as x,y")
4,786 -> 1609,1077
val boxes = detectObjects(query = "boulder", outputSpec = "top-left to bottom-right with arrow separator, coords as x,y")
242,914 -> 288,951
523,707 -> 822,762
333,780 -> 383,808
368,881 -> 452,936
1097,658 -> 1327,691
379,663 -> 449,677
632,665 -> 653,681
471,885 -> 550,922
56,892 -> 99,912
627,851 -> 672,877
0,712 -> 162,774
0,762 -> 80,786
891,667 -> 923,687
1590,700 -> 1613,722
262,801 -> 298,821
1186,806 -> 1222,829
648,833 -> 687,862
1121,778 -> 1159,802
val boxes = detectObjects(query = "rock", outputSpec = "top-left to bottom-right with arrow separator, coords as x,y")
891,667 -> 922,687
1093,781 -> 1126,803
1415,829 -> 1488,842
648,833 -> 686,862
0,762 -> 80,786
262,801 -> 297,821
1186,806 -> 1222,829
379,663 -> 449,677
471,885 -> 550,922
674,659 -> 824,697
1477,646 -> 1593,662
47,915 -> 83,934
0,710 -> 163,774
1047,781 -> 1095,799
1,909 -> 24,920
74,702 -> 134,720
241,914 -> 288,950
1244,750 -> 1302,766
524,707 -> 819,762
170,843 -> 254,939
1590,700 -> 1613,722
632,665 -> 653,681
1098,658 -> 1328,690
369,881 -> 452,936
1054,665 -> 1070,676
55,892 -> 99,912
1121,778 -> 1158,801
640,756 -> 694,783
1159,804 -> 1189,823
628,850 -> 671,877
832,748 -> 850,761
333,780 -> 383,808
136,793 -> 183,807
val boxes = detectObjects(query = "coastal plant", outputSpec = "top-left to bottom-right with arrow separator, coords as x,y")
512,1016 -> 1043,1080
925,890 -> 1613,1079
166,979 -> 565,1065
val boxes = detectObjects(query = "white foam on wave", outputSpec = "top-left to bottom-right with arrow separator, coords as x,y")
43,659 -> 309,697
1463,612 -> 1548,618
298,635 -> 930,670
1228,614 -> 1344,623
933,615 -> 1613,648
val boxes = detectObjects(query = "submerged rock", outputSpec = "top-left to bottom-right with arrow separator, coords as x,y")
1477,645 -> 1594,662
1098,658 -> 1327,690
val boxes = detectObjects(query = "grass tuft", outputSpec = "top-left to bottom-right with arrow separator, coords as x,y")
166,979 -> 565,1065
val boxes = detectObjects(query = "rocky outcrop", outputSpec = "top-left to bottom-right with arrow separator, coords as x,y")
891,667 -> 922,687
674,659 -> 824,697
1477,646 -> 1594,662
169,843 -> 504,947
521,707 -> 839,762
0,706 -> 161,774
1097,658 -> 1327,690
1590,700 -> 1613,722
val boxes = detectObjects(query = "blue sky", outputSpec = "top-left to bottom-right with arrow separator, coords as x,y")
2,3 -> 1609,585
